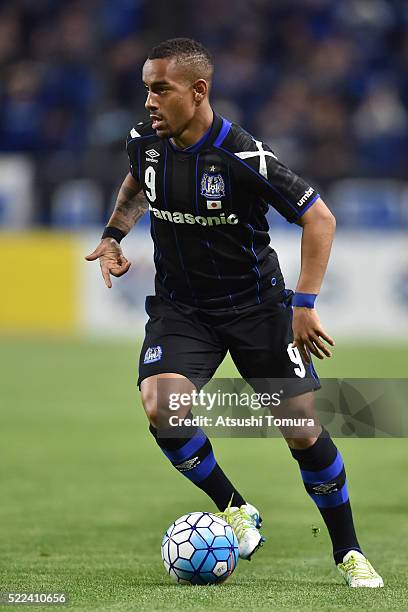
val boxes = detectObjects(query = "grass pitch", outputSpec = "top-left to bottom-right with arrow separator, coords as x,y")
1,339 -> 407,611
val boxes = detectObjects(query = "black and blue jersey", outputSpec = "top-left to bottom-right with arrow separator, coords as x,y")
126,112 -> 319,309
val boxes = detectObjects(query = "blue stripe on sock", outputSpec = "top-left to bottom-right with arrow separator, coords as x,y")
310,482 -> 349,508
186,451 -> 217,483
162,429 -> 207,463
300,450 -> 343,484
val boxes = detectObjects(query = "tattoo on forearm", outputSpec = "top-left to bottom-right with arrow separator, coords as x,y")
111,185 -> 148,230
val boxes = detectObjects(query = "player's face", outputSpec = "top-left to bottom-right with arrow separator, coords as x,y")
143,58 -> 199,139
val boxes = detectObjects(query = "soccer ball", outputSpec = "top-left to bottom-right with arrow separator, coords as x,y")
161,511 -> 239,585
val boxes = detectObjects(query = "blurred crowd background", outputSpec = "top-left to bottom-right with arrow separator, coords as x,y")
1,0 -> 408,228
0,0 -> 407,340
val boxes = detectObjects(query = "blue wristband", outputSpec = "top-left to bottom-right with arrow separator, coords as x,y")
292,292 -> 317,308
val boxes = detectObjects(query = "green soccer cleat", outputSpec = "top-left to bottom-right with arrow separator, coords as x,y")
337,550 -> 384,588
216,501 -> 265,561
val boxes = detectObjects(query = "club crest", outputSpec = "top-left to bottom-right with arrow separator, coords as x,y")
200,172 -> 225,199
144,345 -> 163,364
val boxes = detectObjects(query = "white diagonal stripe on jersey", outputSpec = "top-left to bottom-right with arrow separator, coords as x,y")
235,140 -> 277,179
130,128 -> 141,138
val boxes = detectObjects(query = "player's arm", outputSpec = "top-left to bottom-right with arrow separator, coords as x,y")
234,137 -> 335,362
105,172 -> 146,233
292,198 -> 336,363
85,172 -> 147,288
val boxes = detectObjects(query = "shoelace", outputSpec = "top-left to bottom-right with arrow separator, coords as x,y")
342,555 -> 376,579
215,500 -> 255,540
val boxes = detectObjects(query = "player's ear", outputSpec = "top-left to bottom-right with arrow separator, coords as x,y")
193,79 -> 208,104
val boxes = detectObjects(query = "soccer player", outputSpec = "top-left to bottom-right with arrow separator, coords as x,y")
86,38 -> 383,587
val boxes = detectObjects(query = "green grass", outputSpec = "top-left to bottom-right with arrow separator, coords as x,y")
1,339 -> 407,611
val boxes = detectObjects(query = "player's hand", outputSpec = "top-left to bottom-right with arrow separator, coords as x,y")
84,238 -> 131,288
292,307 -> 335,363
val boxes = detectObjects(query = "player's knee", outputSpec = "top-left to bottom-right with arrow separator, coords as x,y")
141,385 -> 160,427
277,393 -> 321,444
141,383 -> 175,428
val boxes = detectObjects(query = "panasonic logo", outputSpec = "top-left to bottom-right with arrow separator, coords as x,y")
297,187 -> 314,207
149,206 -> 239,226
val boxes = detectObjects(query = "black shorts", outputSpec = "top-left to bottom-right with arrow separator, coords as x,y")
138,291 -> 320,398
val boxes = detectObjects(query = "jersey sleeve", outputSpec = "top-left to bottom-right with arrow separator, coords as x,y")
126,127 -> 142,182
240,140 -> 319,222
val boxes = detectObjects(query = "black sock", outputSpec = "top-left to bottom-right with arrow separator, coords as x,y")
290,428 -> 362,564
150,424 -> 245,511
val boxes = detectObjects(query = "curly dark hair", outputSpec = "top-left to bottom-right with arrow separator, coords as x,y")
147,38 -> 214,82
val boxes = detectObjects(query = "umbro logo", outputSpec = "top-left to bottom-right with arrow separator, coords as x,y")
175,457 -> 201,472
297,187 -> 314,207
146,148 -> 160,163
312,482 -> 338,495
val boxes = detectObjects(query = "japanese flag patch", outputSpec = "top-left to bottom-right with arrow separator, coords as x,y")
206,200 -> 222,210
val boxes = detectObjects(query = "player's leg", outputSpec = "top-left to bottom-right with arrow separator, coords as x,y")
140,372 -> 245,511
280,392 -> 362,563
142,373 -> 265,560
225,295 -> 383,583
138,295 -> 264,559
281,392 -> 383,587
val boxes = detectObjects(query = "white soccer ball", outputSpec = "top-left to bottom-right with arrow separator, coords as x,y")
161,511 -> 239,585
